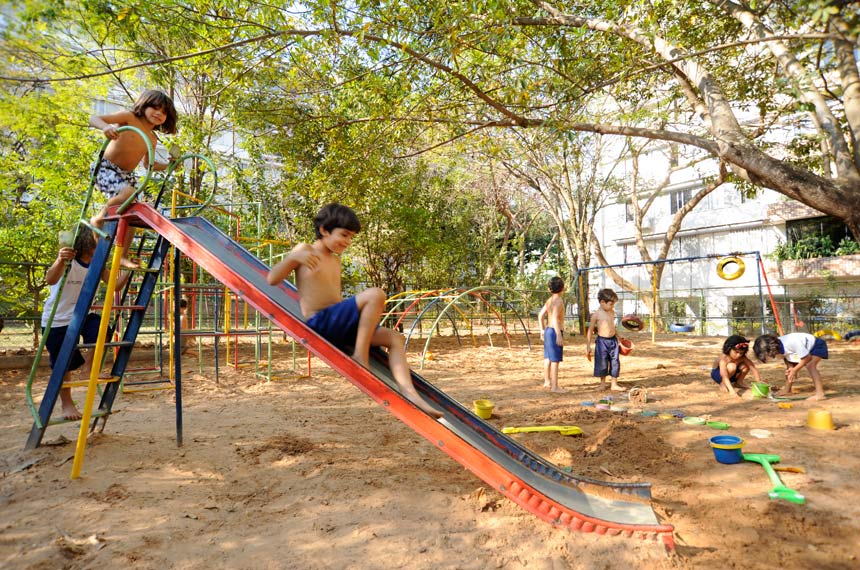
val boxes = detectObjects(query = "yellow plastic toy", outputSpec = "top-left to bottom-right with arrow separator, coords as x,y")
814,329 -> 842,341
502,425 -> 583,436
716,256 -> 745,280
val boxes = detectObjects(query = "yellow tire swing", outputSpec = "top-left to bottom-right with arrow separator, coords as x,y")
716,256 -> 745,281
814,329 -> 843,341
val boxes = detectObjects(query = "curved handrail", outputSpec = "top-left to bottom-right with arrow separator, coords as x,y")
153,153 -> 219,217
416,286 -> 533,369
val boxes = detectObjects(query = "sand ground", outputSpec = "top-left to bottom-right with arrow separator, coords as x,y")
1,332 -> 859,569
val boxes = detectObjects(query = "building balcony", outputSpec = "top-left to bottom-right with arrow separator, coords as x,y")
765,254 -> 860,283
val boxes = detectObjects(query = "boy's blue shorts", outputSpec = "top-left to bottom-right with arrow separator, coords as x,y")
306,297 -> 361,351
43,313 -> 102,371
543,329 -> 563,362
710,367 -> 740,385
594,335 -> 620,378
809,337 -> 829,359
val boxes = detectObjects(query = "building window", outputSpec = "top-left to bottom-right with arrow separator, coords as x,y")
669,189 -> 692,214
785,216 -> 852,248
625,201 -> 634,222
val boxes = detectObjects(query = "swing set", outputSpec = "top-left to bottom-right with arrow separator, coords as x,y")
576,251 -> 769,339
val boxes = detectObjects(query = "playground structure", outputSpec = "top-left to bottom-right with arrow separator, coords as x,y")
576,252 -> 769,339
13,126 -> 680,549
381,287 -> 533,369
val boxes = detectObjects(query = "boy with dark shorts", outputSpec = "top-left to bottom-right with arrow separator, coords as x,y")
41,230 -> 127,419
586,288 -> 625,392
537,276 -> 566,392
267,203 -> 442,418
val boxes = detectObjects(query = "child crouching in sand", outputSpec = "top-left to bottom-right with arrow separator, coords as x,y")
710,335 -> 761,397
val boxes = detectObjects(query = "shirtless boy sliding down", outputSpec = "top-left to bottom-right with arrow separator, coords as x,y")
267,203 -> 443,418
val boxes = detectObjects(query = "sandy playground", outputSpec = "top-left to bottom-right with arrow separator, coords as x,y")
1,332 -> 859,570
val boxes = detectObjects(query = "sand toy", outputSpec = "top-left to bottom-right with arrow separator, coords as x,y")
502,426 -> 583,436
742,453 -> 806,504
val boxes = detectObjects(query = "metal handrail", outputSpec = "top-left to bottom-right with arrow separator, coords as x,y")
25,126 -> 154,427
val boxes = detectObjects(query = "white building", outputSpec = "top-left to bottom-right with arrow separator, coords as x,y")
588,153 -> 860,338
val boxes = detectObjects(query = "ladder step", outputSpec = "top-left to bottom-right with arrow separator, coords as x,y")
77,340 -> 134,349
47,408 -> 111,426
123,378 -> 173,387
90,305 -> 147,311
123,385 -> 174,393
62,376 -> 121,388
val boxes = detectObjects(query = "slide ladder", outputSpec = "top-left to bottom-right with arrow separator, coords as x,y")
25,216 -> 170,451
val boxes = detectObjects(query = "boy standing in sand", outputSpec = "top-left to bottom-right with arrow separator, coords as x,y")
586,288 -> 625,392
267,203 -> 442,418
538,276 -> 566,393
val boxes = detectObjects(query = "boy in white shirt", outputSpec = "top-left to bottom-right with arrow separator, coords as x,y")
41,230 -> 128,419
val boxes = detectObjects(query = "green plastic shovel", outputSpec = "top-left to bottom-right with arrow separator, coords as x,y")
742,453 -> 806,504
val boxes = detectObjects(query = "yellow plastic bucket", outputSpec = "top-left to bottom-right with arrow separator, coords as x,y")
807,408 -> 834,430
474,399 -> 494,419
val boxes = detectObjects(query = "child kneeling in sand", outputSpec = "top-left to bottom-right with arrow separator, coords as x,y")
710,335 -> 761,397
267,203 -> 442,418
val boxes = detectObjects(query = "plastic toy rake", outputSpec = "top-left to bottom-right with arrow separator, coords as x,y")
742,453 -> 806,504
502,426 -> 583,436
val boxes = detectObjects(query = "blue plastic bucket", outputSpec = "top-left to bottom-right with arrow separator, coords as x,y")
709,434 -> 745,464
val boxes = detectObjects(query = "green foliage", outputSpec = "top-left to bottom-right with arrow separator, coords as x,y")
8,0 -> 860,301
772,235 -> 860,260
0,81 -> 102,329
835,237 -> 860,256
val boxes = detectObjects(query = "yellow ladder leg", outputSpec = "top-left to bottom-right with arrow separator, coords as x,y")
71,224 -> 127,479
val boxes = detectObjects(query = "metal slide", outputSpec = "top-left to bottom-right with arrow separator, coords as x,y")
126,204 -> 675,549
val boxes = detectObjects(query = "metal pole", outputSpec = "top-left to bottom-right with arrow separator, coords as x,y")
174,245 -> 183,447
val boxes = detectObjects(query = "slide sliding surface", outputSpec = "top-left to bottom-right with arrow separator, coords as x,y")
125,204 -> 674,549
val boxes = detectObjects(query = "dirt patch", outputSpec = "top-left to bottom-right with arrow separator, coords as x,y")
1,333 -> 859,569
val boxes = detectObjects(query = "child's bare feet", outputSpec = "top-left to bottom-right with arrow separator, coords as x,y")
543,379 -> 550,388
610,383 -> 626,392
120,257 -> 140,269
61,402 -> 82,421
549,387 -> 565,393
806,393 -> 826,401
407,395 -> 443,418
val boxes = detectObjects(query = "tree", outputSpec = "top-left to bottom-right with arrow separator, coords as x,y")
10,0 -> 860,281
0,82 -> 101,344
589,139 -> 728,328
507,1 -> 860,239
